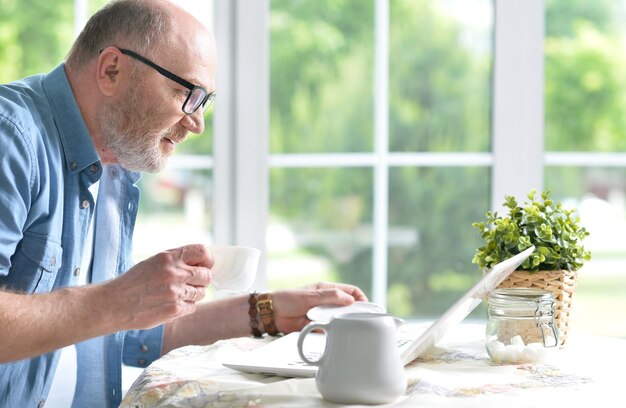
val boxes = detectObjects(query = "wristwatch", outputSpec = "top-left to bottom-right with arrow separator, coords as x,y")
256,293 -> 279,336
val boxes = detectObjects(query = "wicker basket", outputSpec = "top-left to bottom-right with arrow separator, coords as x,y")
496,269 -> 578,347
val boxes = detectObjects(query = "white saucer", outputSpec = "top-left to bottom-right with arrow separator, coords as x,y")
306,301 -> 387,323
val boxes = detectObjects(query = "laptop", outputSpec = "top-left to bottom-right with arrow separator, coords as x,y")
222,246 -> 534,377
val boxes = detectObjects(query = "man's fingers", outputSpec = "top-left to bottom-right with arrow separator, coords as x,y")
311,282 -> 368,302
191,286 -> 205,302
174,244 -> 214,268
312,288 -> 355,306
183,285 -> 205,303
333,283 -> 367,302
162,246 -> 212,286
186,266 -> 212,287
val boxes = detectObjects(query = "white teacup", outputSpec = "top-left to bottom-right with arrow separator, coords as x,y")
207,245 -> 261,292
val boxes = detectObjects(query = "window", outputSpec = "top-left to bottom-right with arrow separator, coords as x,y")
544,0 -> 626,337
267,0 -> 493,318
231,0 -> 625,335
3,0 -> 624,336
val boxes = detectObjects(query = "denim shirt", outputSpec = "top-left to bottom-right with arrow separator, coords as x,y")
0,64 -> 164,408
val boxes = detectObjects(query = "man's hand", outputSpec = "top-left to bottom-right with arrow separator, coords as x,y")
105,244 -> 213,330
270,282 -> 368,334
0,244 -> 213,363
160,280 -> 368,353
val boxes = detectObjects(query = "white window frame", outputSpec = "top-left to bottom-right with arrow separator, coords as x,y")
492,0 -> 544,208
212,0 -> 548,304
214,0 -> 270,290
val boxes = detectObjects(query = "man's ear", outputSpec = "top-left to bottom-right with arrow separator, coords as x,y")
96,47 -> 127,96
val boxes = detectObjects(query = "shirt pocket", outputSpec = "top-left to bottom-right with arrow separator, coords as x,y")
10,233 -> 63,294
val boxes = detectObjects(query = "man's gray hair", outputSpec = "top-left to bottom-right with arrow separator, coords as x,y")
66,0 -> 172,70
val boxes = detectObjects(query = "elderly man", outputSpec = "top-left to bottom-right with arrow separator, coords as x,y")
0,1 -> 366,406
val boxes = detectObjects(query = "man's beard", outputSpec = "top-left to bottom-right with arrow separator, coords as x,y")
97,82 -> 186,173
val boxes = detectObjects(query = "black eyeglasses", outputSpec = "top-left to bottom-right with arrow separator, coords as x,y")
118,48 -> 215,115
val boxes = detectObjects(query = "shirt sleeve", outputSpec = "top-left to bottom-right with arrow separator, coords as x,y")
122,325 -> 166,367
0,113 -> 34,276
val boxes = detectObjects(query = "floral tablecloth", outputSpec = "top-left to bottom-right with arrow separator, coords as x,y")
120,323 -> 624,407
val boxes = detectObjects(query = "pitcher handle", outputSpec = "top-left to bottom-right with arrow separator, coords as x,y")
297,322 -> 327,366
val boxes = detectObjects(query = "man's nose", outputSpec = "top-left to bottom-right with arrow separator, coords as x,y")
180,110 -> 205,134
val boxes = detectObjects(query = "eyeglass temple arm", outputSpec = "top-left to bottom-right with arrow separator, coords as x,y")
118,48 -> 196,91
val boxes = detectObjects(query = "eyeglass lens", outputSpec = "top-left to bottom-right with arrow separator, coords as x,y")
184,88 -> 216,114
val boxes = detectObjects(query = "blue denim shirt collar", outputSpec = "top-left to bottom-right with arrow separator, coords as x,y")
42,64 -> 101,176
41,64 -> 141,184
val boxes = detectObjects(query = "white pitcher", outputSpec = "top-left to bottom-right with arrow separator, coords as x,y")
297,312 -> 407,405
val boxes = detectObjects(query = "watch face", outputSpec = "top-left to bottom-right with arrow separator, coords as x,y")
256,296 -> 273,314
257,302 -> 271,314
256,296 -> 278,335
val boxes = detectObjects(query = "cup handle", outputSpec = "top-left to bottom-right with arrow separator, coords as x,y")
297,322 -> 326,366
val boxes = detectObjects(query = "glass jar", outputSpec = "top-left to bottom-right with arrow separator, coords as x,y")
485,288 -> 559,364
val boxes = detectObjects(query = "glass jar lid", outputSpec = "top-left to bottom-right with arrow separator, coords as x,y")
488,288 -> 555,317
490,288 -> 554,302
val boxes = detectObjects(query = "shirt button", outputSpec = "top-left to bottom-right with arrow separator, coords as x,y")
70,162 -> 78,170
128,202 -> 134,212
110,168 -> 118,178
73,268 -> 81,277
141,344 -> 149,353
90,164 -> 99,173
81,200 -> 90,209
138,358 -> 146,366
38,399 -> 45,408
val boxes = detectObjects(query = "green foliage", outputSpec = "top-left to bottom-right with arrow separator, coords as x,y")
0,0 -> 73,83
389,0 -> 491,152
545,22 -> 626,151
268,0 -> 493,316
472,190 -> 591,272
267,0 -> 495,316
544,0 -> 626,152
546,0 -> 615,38
270,0 -> 374,154
384,166 -> 488,317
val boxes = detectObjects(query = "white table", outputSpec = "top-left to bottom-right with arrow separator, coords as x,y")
120,322 -> 625,407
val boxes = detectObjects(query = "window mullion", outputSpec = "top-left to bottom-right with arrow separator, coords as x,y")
74,0 -> 88,36
235,0 -> 269,289
215,0 -> 270,289
214,0 -> 236,245
373,0 -> 390,307
492,0 -> 545,208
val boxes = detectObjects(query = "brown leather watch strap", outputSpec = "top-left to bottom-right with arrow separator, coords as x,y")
248,292 -> 262,338
256,293 -> 279,336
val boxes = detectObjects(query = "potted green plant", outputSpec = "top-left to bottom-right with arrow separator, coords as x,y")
472,190 -> 591,345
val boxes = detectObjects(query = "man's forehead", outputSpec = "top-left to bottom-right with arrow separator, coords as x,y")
166,28 -> 216,89
155,41 -> 215,90
176,59 -> 215,90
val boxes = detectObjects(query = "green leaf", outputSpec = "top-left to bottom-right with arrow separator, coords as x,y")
472,190 -> 591,272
